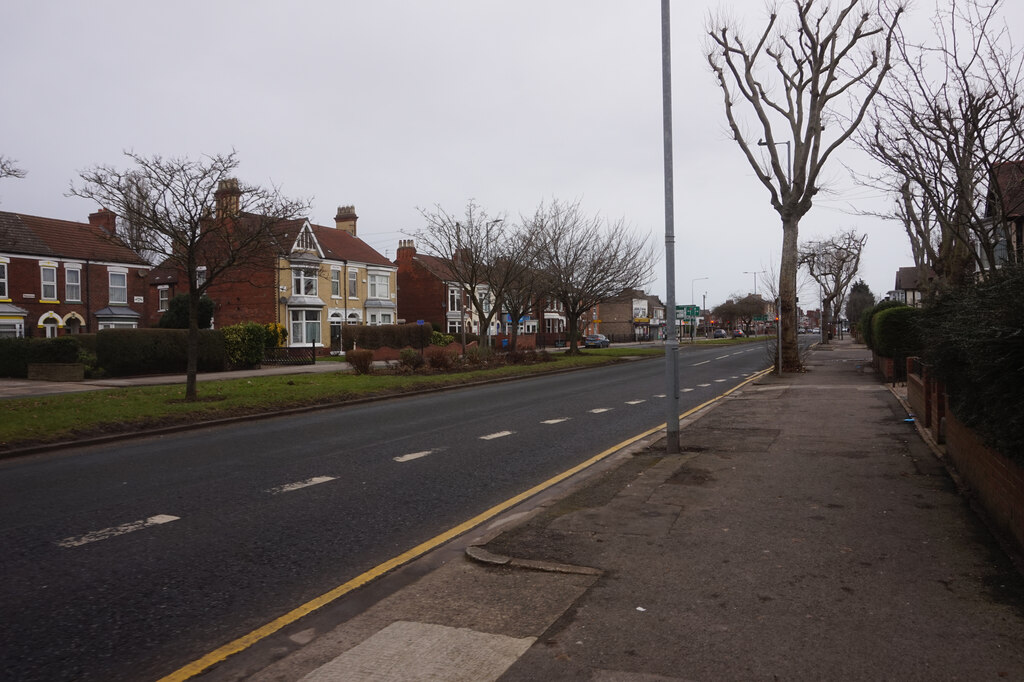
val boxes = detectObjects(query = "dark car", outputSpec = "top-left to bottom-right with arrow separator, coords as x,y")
713,329 -> 728,339
583,334 -> 611,348
732,329 -> 745,338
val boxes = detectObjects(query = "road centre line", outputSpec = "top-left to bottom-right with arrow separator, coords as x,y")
654,394 -> 666,398
589,408 -> 613,413
394,451 -> 433,463
682,388 -> 694,392
541,418 -> 570,425
267,476 -> 337,495
715,355 -> 731,360
159,365 -> 776,682
692,360 -> 710,366
480,431 -> 514,440
698,383 -> 711,387
625,400 -> 646,405
714,379 -> 727,383
57,514 -> 180,548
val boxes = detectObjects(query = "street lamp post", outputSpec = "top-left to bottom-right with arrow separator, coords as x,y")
743,270 -> 765,295
690,276 -> 708,342
757,139 -> 791,183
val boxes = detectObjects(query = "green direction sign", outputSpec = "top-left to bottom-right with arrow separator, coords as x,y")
753,315 -> 768,322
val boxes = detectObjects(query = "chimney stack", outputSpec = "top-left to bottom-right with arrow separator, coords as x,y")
88,207 -> 117,234
396,239 -> 416,264
335,205 -> 358,235
215,178 -> 241,219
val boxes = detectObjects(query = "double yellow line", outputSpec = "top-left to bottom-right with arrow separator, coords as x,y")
160,367 -> 772,681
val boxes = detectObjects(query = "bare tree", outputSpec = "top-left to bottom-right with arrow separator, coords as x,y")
414,200 -> 539,348
706,0 -> 904,370
71,151 -> 309,401
856,0 -> 1024,291
799,229 -> 867,343
0,155 -> 26,180
532,198 -> 655,355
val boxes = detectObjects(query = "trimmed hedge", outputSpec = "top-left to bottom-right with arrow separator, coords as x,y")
96,329 -> 227,376
871,306 -> 923,360
0,336 -> 83,378
222,322 -> 271,369
344,323 -> 433,351
859,299 -> 906,350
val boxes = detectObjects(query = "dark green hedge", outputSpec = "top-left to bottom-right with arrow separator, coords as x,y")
871,306 -> 923,360
343,323 -> 433,351
96,329 -> 227,376
919,264 -> 1024,459
859,299 -> 906,350
0,336 -> 83,377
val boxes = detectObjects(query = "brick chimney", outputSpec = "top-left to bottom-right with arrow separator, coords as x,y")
88,207 -> 117,234
215,178 -> 241,219
335,205 -> 358,235
396,239 -> 416,265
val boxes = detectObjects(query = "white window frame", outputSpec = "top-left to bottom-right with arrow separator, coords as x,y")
368,273 -> 389,299
0,258 -> 8,299
0,320 -> 24,338
331,269 -> 341,297
65,267 -> 82,302
292,267 -> 318,296
195,266 -> 207,288
290,309 -> 321,345
157,286 -> 170,312
448,287 -> 462,312
380,312 -> 393,324
348,269 -> 359,298
108,270 -> 128,305
41,265 -> 58,301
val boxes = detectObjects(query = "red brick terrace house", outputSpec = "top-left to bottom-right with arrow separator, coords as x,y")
149,200 -> 396,353
0,208 -> 150,337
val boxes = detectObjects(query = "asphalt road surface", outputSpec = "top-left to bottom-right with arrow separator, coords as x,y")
0,343 -> 777,681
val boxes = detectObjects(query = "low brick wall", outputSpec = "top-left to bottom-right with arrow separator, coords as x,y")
27,363 -> 85,382
945,409 -> 1024,552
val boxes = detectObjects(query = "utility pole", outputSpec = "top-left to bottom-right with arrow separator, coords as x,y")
661,0 -> 679,454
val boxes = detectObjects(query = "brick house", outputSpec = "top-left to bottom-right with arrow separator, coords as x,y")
150,201 -> 396,354
0,208 -> 151,337
593,288 -> 664,342
394,239 -> 500,336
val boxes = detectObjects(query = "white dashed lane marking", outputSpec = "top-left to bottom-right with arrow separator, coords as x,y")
57,514 -> 180,548
268,476 -> 337,494
698,383 -> 711,387
541,418 -> 570,425
625,400 -> 646,405
480,431 -> 514,440
394,451 -> 433,462
682,388 -> 694,392
692,361 -> 710,366
714,379 -> 727,383
715,355 -> 730,360
654,394 -> 666,398
589,408 -> 613,414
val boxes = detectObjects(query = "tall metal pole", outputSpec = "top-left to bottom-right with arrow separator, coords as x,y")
661,0 -> 679,454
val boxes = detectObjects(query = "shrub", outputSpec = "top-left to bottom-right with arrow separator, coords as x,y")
0,338 -> 31,377
919,264 -> 1024,459
158,294 -> 214,329
430,330 -> 454,346
425,345 -> 458,370
344,323 -> 432,351
464,345 -> 493,366
27,336 -> 81,363
399,348 -> 425,370
264,322 -> 287,347
871,306 -> 923,359
346,348 -> 374,374
507,349 -> 527,365
859,299 -> 905,350
96,329 -> 227,376
0,337 -> 88,377
222,322 -> 270,368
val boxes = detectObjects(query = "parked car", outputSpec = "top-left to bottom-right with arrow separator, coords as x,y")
732,329 -> 745,338
583,334 -> 611,348
713,329 -> 728,339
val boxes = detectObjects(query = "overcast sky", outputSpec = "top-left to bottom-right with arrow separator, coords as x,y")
2,1 -> 1020,312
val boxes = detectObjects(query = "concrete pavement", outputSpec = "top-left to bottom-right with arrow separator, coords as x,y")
209,337 -> 1024,681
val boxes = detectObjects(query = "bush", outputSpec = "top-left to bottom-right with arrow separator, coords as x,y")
158,294 -> 215,329
0,338 -> 31,377
920,264 -> 1024,459
96,329 -> 227,376
264,323 -> 287,348
346,348 -> 374,374
0,336 -> 87,377
859,299 -> 905,350
399,348 -> 425,370
344,323 -> 432,351
464,345 -> 493,366
871,306 -> 923,360
430,330 -> 454,346
425,346 -> 458,370
222,322 -> 271,368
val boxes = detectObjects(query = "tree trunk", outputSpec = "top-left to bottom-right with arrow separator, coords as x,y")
565,313 -> 581,355
779,218 -> 801,371
186,292 -> 200,401
821,299 -> 832,345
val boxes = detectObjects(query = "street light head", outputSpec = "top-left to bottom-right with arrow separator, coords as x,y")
757,139 -> 767,146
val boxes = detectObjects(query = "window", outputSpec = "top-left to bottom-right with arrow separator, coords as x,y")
369,313 -> 378,325
0,261 -> 7,299
331,269 -> 341,297
109,272 -> 127,304
195,266 -> 207,288
65,268 -> 81,302
0,321 -> 24,338
158,287 -> 170,312
41,266 -> 58,301
381,312 -> 393,324
447,320 -> 461,334
292,268 -> 317,296
348,269 -> 358,298
290,309 -> 321,345
448,287 -> 462,312
369,274 -> 389,299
